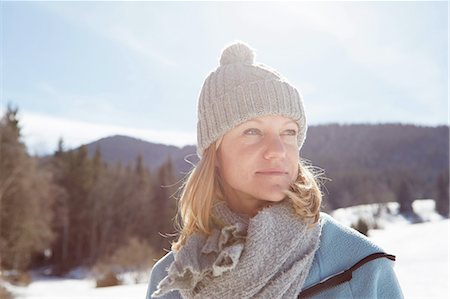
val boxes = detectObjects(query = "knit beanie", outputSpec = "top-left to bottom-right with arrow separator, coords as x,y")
196,41 -> 307,157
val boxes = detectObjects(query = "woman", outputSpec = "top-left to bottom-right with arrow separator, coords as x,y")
146,42 -> 403,298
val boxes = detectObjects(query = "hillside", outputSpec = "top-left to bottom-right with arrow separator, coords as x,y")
84,135 -> 198,177
302,124 -> 448,209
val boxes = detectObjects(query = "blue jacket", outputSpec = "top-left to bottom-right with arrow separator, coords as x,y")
146,213 -> 403,298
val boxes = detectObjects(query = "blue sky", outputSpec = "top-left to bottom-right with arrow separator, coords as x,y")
2,1 -> 448,155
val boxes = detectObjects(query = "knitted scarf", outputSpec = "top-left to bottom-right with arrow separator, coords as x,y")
153,200 -> 321,299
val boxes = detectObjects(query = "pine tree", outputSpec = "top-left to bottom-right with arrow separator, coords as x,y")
86,146 -> 105,263
436,170 -> 449,217
47,137 -> 70,273
152,157 -> 179,249
398,179 -> 414,214
133,154 -> 155,242
53,145 -> 95,268
85,158 -> 121,264
0,105 -> 54,270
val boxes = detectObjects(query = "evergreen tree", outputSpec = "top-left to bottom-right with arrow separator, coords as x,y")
113,154 -> 151,241
85,160 -> 123,264
152,157 -> 179,249
436,170 -> 449,217
85,146 -> 105,263
50,144 -> 97,269
398,179 -> 414,215
47,137 -> 70,273
0,105 -> 54,271
132,154 -> 156,243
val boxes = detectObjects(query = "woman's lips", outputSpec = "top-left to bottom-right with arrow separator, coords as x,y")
256,169 -> 288,175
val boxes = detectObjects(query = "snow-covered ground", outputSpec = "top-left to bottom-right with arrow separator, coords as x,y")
370,218 -> 449,299
4,278 -> 147,299
3,200 -> 449,299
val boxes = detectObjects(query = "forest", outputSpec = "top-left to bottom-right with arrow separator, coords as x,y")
0,105 -> 448,285
1,106 -> 179,285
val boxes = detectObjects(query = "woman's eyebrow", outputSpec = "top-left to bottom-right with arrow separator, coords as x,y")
245,119 -> 296,126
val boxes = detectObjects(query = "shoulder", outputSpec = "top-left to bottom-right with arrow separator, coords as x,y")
318,212 -> 385,265
304,213 -> 403,298
311,213 -> 385,274
305,213 -> 385,283
146,252 -> 180,299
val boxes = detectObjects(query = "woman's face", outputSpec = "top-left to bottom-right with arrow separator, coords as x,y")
216,115 -> 300,215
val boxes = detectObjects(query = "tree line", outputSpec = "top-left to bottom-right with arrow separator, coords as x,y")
302,124 -> 449,214
1,106 -> 179,274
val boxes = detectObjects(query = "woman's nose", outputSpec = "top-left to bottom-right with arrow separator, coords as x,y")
263,135 -> 286,160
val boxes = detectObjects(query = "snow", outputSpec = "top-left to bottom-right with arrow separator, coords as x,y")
4,278 -> 147,299
331,199 -> 444,229
2,200 -> 449,299
370,219 -> 449,299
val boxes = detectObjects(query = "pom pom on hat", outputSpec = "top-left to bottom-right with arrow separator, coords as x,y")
219,42 -> 255,66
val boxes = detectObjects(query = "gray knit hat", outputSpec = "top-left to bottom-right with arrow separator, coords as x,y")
196,41 -> 307,157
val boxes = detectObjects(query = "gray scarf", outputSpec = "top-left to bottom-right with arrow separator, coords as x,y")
153,200 -> 321,299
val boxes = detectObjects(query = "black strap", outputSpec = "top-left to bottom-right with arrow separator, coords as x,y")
298,252 -> 396,298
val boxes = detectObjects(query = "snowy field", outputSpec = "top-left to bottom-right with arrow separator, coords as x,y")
5,279 -> 148,299
371,219 -> 449,299
3,200 -> 449,299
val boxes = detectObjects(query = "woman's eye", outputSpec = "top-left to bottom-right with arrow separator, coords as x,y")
283,129 -> 298,136
244,128 -> 261,135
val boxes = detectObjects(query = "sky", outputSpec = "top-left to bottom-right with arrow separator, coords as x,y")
2,1 -> 448,155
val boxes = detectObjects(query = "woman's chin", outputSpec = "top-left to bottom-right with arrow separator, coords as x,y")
256,191 -> 288,203
254,185 -> 289,202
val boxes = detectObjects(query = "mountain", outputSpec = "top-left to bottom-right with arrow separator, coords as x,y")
84,135 -> 198,176
82,124 -> 448,209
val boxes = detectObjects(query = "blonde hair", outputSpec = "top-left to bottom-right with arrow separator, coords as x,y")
172,141 -> 323,252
